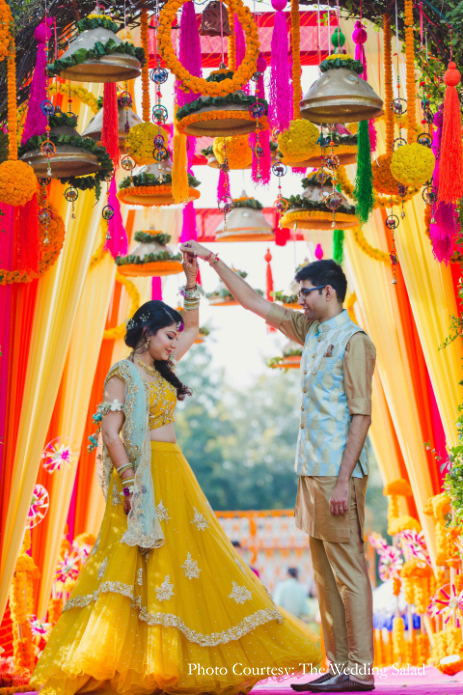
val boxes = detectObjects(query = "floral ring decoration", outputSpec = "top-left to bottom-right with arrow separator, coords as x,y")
158,0 -> 259,97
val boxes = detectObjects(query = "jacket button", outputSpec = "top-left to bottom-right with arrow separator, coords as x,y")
300,424 -> 304,429
301,406 -> 304,411
303,388 -> 307,393
304,370 -> 307,375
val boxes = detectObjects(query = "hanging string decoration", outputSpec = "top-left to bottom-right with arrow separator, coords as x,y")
352,20 -> 377,152
234,15 -> 248,94
42,437 -> 78,474
291,0 -> 301,120
268,0 -> 291,132
27,484 -> 49,529
105,177 -> 129,258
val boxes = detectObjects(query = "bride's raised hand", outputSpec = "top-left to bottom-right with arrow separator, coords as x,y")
182,252 -> 199,286
179,240 -> 211,259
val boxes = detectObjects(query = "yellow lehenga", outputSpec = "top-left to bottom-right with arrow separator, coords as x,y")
31,361 -> 321,695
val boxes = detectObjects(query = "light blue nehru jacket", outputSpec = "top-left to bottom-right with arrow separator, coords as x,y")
296,310 -> 369,478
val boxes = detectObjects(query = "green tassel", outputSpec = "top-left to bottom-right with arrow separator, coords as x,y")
333,229 -> 344,265
354,120 -> 374,226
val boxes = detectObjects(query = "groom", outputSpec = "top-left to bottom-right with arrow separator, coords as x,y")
180,242 -> 376,693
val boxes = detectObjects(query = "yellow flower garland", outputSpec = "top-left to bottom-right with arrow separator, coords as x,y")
383,15 -> 394,156
404,0 -> 416,144
103,272 -> 140,341
48,82 -> 99,113
291,0 -> 301,120
352,226 -> 391,263
140,7 -> 150,123
89,221 -> 109,269
159,0 -> 259,96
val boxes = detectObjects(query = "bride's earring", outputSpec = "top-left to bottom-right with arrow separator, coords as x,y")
145,339 -> 150,349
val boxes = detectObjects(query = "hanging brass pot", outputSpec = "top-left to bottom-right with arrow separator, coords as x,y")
199,1 -> 231,37
82,103 -> 142,150
19,124 -> 101,179
300,59 -> 383,124
214,190 -> 274,242
57,28 -> 141,82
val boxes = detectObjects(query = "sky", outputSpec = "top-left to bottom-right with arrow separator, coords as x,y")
133,11 -> 330,387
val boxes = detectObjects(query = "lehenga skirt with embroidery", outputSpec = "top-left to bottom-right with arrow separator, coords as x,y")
31,442 -> 322,695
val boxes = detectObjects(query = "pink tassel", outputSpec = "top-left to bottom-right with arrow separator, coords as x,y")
22,18 -> 53,143
249,54 -> 270,186
234,15 -> 249,94
152,277 -> 163,300
175,1 -> 202,109
352,21 -> 377,153
180,200 -> 197,243
217,168 -> 230,204
292,166 -> 307,175
429,106 -> 459,263
105,177 -> 129,258
269,0 -> 291,132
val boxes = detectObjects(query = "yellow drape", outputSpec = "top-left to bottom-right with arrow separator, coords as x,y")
0,186 -> 103,623
36,247 -> 116,617
344,211 -> 436,565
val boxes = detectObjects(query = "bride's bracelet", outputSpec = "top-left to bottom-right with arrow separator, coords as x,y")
181,283 -> 204,311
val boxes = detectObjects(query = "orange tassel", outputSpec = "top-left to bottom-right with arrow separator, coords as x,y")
16,193 -> 39,273
438,62 -> 463,205
101,82 -> 120,168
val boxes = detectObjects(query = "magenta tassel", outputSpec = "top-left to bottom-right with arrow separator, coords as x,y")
181,200 -> 197,243
152,277 -> 163,300
234,15 -> 249,94
429,106 -> 459,263
175,1 -> 203,109
292,166 -> 307,175
269,9 -> 291,132
368,119 -> 377,153
22,18 -> 53,144
249,54 -> 270,185
104,177 -> 129,258
217,168 -> 230,203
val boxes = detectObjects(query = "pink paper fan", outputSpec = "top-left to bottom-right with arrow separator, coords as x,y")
42,436 -> 77,473
27,484 -> 49,529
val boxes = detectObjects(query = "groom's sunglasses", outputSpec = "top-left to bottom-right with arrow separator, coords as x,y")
298,285 -> 327,298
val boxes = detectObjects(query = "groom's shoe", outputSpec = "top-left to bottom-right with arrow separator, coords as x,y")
306,673 -> 375,692
291,672 -> 335,691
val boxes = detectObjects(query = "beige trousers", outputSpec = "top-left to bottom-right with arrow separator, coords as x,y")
295,476 -> 374,685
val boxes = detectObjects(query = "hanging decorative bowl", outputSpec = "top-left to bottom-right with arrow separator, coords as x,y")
117,158 -> 201,207
279,171 -> 358,230
116,231 -> 183,277
82,99 -> 142,151
207,269 -> 262,305
19,109 -> 113,189
47,15 -> 144,83
269,340 -> 302,369
214,191 -> 274,242
176,71 -> 268,137
300,54 -> 383,124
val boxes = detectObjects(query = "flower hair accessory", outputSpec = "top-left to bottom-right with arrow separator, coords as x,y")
126,312 -> 152,331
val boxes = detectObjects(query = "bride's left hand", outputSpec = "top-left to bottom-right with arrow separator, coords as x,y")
182,252 -> 199,286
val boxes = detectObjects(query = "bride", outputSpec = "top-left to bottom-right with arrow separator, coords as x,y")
31,254 -> 321,695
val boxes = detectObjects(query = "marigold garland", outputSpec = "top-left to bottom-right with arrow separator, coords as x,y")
228,15 -> 236,72
291,0 -> 301,120
89,221 -> 109,269
158,0 -> 259,97
404,0 -> 417,144
103,272 -> 140,341
48,82 -> 99,113
383,15 -> 394,156
213,134 -> 253,168
280,210 -> 357,229
7,34 -> 17,160
0,0 -> 12,63
140,7 -> 150,122
176,109 -> 268,135
384,479 -> 413,496
388,514 -> 421,535
117,184 -> 200,206
352,226 -> 391,263
0,160 -> 36,207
